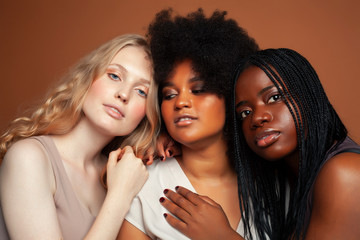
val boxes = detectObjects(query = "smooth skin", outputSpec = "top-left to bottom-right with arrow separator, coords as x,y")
117,60 -> 243,240
0,46 -> 151,239
237,66 -> 360,239
159,65 -> 360,239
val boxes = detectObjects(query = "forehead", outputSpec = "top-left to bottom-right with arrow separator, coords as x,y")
110,45 -> 152,81
236,66 -> 273,94
111,45 -> 148,63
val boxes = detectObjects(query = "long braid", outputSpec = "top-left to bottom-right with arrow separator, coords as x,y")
233,48 -> 347,239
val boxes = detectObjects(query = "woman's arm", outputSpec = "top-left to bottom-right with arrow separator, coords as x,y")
84,146 -> 149,239
305,152 -> 360,239
0,139 -> 63,239
0,142 -> 148,239
160,186 -> 244,240
117,220 -> 151,240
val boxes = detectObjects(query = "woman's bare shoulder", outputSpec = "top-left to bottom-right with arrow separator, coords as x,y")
307,152 -> 360,237
1,137 -> 54,186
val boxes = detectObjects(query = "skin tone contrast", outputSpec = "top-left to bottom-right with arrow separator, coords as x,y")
161,63 -> 360,239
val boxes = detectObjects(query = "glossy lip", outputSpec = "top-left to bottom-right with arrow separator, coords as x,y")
174,114 -> 198,126
254,129 -> 281,147
104,104 -> 125,120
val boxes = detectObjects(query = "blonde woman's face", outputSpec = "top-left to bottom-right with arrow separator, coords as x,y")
82,45 -> 152,137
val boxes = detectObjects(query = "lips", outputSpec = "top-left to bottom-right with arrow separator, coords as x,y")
255,130 -> 280,147
174,115 -> 197,126
104,104 -> 124,119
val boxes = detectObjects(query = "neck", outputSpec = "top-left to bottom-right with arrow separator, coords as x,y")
51,117 -> 114,169
178,137 -> 235,180
283,150 -> 300,186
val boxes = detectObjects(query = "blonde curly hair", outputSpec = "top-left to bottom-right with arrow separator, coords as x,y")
0,34 -> 160,163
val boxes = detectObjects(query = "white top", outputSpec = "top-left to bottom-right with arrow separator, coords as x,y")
125,157 -> 259,240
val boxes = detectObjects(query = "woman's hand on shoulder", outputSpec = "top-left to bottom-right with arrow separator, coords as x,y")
306,152 -> 360,239
106,146 -> 148,200
142,131 -> 181,165
0,138 -> 62,239
159,186 -> 244,240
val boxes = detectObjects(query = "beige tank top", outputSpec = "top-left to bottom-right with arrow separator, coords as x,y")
0,135 -> 96,240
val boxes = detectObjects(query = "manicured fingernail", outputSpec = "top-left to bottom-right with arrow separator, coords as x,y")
163,189 -> 169,194
159,197 -> 165,203
160,156 -> 164,161
175,186 -> 179,191
167,150 -> 173,157
163,213 -> 168,218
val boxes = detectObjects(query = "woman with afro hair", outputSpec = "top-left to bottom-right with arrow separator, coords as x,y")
117,8 -> 259,240
161,48 -> 360,240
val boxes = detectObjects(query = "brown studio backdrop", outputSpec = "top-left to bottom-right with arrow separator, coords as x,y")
0,0 -> 359,142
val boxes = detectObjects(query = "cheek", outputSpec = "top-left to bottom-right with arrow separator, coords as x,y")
160,102 -> 172,127
131,100 -> 146,121
242,123 -> 254,146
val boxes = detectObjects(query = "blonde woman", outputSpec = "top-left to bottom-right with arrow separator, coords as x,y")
0,34 -> 159,240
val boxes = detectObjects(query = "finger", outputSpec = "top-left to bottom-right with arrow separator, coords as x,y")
156,140 -> 166,161
167,145 -> 181,157
174,186 -> 205,206
163,189 -> 196,214
160,195 -> 192,222
163,212 -> 189,236
145,155 -> 154,165
108,148 -> 122,167
197,195 -> 221,207
122,145 -> 135,155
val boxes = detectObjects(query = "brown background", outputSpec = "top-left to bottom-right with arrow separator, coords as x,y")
1,0 -> 359,142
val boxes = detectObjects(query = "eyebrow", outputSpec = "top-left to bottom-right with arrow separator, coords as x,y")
235,85 -> 275,109
258,85 -> 275,97
108,63 -> 150,85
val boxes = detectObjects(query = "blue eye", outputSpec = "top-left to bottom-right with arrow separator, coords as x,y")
108,73 -> 120,81
137,89 -> 147,97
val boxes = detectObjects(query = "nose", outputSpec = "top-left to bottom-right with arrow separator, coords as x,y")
116,86 -> 130,103
251,107 -> 272,129
175,90 -> 192,110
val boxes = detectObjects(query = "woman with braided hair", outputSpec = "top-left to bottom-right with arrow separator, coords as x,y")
233,48 -> 360,239
161,48 -> 360,239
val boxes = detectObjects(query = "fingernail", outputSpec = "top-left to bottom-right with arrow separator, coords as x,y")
160,156 -> 165,161
159,197 -> 165,203
175,186 -> 179,191
163,213 -> 168,218
163,189 -> 169,194
167,150 -> 173,157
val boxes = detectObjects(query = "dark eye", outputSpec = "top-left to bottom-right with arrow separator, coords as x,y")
108,73 -> 120,81
268,94 -> 282,103
162,89 -> 177,100
238,110 -> 251,120
192,88 -> 205,94
163,94 -> 176,100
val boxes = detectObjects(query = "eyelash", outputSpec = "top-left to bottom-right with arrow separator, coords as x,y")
237,93 -> 282,120
137,89 -> 147,97
162,86 -> 206,100
108,73 -> 121,81
237,109 -> 251,120
267,93 -> 282,103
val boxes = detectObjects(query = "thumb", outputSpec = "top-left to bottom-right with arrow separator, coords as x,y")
108,147 -> 122,168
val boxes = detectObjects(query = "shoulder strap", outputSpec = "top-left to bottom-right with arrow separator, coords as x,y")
337,148 -> 360,155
